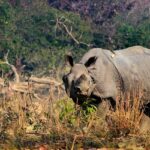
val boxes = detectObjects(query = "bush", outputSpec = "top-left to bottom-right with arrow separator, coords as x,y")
114,20 -> 150,49
0,0 -> 93,75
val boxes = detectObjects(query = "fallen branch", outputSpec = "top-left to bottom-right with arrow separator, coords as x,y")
29,76 -> 62,87
0,76 -> 65,94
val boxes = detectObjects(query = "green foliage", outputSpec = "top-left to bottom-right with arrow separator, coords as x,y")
0,0 -> 150,75
115,20 -> 150,49
0,1 -> 13,27
0,1 -> 15,58
56,97 -> 97,128
0,0 -> 93,74
57,98 -> 76,125
92,19 -> 150,50
0,63 -> 10,74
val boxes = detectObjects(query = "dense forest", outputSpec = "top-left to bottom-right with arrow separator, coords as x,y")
0,0 -> 150,76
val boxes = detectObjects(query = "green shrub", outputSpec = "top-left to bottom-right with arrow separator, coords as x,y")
114,20 -> 150,49
0,0 -> 93,75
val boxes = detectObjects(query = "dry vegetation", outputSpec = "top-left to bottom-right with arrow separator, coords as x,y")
107,91 -> 144,136
0,77 -> 150,149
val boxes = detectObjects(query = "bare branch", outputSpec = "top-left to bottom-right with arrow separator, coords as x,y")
58,20 -> 80,44
1,51 -> 20,83
57,18 -> 92,47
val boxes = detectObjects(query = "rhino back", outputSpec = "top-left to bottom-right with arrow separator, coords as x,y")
115,46 -> 150,56
113,47 -> 150,102
79,46 -> 150,102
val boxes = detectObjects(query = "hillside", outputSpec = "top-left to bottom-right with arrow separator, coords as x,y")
0,0 -> 150,77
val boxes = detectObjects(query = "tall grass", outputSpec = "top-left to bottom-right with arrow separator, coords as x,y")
0,84 -> 106,149
107,90 -> 144,136
0,84 -> 149,149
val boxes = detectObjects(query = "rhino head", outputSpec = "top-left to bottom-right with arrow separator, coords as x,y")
62,55 -> 97,105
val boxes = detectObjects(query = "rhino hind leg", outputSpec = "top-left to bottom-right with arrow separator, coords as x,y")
140,114 -> 150,134
139,103 -> 150,133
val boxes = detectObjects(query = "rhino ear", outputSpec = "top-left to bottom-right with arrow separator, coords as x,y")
85,56 -> 97,67
66,54 -> 74,67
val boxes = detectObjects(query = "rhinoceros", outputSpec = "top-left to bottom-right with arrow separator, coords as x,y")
62,46 -> 150,127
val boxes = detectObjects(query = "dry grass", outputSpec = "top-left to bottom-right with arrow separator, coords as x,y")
0,81 -> 106,149
0,81 -> 150,149
107,90 -> 144,136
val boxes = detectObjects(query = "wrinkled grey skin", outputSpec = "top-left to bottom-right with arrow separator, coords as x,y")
63,46 -> 150,132
63,46 -> 150,126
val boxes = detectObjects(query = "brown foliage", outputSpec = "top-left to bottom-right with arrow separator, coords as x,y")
107,91 -> 144,136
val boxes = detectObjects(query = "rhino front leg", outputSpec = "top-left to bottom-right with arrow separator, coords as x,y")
140,114 -> 150,134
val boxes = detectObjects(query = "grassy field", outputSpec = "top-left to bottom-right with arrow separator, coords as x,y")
0,78 -> 150,150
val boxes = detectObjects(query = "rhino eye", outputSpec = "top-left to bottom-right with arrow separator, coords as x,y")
76,74 -> 87,84
91,76 -> 95,84
79,74 -> 87,81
